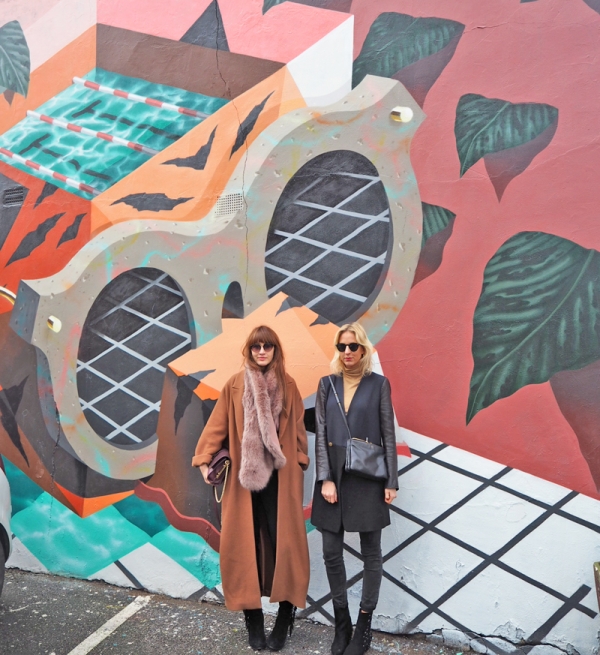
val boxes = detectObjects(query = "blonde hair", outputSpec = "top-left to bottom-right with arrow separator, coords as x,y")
330,322 -> 374,377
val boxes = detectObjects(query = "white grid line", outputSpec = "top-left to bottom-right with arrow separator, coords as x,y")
265,178 -> 381,257
77,271 -> 191,445
305,441 -> 600,653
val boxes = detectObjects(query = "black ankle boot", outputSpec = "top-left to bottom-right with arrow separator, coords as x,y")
343,611 -> 372,655
266,601 -> 296,651
244,609 -> 267,650
331,604 -> 352,655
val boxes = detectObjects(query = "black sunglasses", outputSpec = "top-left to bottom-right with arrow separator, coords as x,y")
250,343 -> 274,353
336,342 -> 360,352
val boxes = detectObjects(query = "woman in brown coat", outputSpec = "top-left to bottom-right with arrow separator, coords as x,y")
192,325 -> 310,651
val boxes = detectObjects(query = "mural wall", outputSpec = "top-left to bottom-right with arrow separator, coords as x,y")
0,1 -> 599,654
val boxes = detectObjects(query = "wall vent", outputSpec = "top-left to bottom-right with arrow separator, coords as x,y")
215,192 -> 244,217
3,186 -> 25,207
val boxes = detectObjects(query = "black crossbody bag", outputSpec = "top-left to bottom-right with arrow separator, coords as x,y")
328,376 -> 387,482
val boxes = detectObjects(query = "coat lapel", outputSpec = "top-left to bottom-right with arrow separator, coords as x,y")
232,370 -> 245,441
277,378 -> 294,439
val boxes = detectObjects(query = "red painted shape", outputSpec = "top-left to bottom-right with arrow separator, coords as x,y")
350,0 -> 600,498
136,481 -> 221,552
0,162 -> 91,306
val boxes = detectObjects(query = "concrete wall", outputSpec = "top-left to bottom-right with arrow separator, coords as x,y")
0,2 -> 598,653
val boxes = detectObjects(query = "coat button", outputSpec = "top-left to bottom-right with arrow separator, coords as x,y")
328,442 -> 333,447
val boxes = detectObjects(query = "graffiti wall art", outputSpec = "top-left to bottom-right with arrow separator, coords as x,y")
0,2 -> 598,654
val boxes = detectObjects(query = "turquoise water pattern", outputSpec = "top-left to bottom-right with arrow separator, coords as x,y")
5,460 -> 222,588
0,68 -> 228,198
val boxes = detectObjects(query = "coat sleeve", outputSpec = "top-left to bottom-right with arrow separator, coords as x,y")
293,383 -> 310,470
380,377 -> 399,490
191,379 -> 231,468
314,378 -> 332,482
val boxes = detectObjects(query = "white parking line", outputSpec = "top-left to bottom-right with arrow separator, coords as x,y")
64,595 -> 150,655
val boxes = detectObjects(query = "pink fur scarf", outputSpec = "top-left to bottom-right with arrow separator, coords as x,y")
239,366 -> 286,491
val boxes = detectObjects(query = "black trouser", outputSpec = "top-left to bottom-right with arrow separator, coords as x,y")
321,528 -> 382,612
252,471 -> 278,598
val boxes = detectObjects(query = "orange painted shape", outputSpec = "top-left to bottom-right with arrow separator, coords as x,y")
170,293 -> 337,399
90,68 -> 305,235
194,382 -> 221,401
54,482 -> 134,518
0,25 -> 96,136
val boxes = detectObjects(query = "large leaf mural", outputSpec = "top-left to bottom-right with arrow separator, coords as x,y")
0,21 -> 30,100
353,13 -> 465,107
421,202 -> 455,248
412,202 -> 456,287
455,94 -> 558,200
467,232 -> 600,424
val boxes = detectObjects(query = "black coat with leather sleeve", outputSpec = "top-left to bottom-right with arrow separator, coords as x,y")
310,372 -> 399,533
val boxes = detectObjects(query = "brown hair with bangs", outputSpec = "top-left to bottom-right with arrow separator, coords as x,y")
242,325 -> 288,408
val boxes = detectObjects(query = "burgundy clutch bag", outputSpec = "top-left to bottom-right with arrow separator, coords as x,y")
206,449 -> 231,502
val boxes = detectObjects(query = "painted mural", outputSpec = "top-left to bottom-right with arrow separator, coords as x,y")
0,1 -> 599,654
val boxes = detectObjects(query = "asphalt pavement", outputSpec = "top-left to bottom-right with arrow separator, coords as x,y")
0,570 -> 459,655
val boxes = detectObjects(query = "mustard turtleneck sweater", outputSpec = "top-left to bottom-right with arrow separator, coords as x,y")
342,365 -> 363,413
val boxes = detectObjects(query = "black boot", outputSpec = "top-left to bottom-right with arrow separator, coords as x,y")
266,601 -> 296,651
331,604 -> 352,655
343,611 -> 373,655
244,609 -> 267,650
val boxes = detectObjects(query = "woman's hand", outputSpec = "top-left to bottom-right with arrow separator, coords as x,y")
199,464 -> 210,484
321,480 -> 338,504
384,488 -> 397,504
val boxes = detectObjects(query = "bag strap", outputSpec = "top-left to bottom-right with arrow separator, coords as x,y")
328,376 -> 369,443
213,460 -> 230,504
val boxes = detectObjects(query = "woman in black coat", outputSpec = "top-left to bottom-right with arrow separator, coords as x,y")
311,322 -> 398,655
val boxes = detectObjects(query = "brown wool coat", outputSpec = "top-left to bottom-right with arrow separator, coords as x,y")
192,370 -> 310,611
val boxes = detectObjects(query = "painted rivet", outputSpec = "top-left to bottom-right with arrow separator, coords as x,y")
47,316 -> 62,333
390,106 -> 414,123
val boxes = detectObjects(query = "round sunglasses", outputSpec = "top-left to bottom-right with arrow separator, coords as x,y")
336,342 -> 360,352
250,343 -> 274,353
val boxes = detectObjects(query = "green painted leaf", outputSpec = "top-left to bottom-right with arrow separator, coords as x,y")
0,21 -> 30,97
352,13 -> 464,88
263,0 -> 287,12
467,232 -> 600,423
422,202 -> 455,248
455,94 -> 558,177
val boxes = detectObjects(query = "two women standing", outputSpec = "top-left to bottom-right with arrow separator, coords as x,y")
193,321 -> 398,654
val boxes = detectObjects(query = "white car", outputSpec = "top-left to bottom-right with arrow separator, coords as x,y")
0,461 -> 12,596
